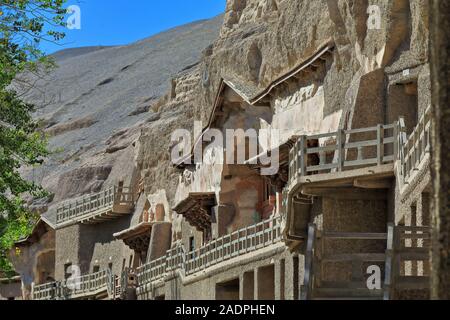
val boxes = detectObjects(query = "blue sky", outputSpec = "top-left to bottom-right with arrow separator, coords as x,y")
41,0 -> 226,54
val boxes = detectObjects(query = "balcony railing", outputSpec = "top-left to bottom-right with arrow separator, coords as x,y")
32,270 -> 110,300
185,215 -> 282,275
288,108 -> 432,189
32,281 -> 61,300
56,185 -> 134,227
399,107 -> 431,184
136,215 -> 282,292
289,123 -> 397,185
384,224 -> 431,299
65,269 -> 109,299
137,255 -> 167,286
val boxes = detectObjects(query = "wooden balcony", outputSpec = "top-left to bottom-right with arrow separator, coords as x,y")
184,215 -> 282,275
136,215 -> 282,297
288,123 -> 398,190
32,281 -> 61,300
32,269 -> 112,300
64,269 -> 109,300
55,185 -> 135,228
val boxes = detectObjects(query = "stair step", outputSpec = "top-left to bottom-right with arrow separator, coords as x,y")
314,287 -> 383,298
320,281 -> 378,289
322,253 -> 385,262
322,232 -> 387,240
396,248 -> 429,260
396,276 -> 430,289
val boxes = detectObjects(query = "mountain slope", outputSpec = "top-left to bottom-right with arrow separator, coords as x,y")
21,15 -> 223,212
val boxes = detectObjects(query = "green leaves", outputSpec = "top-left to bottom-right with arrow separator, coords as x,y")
0,0 -> 66,276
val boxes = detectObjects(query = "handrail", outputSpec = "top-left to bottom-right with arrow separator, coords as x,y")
399,106 -> 431,184
288,110 -> 432,188
300,224 -> 316,300
32,281 -> 60,300
136,215 -> 282,290
33,269 -> 110,300
56,185 -> 134,226
289,123 -> 397,185
383,223 -> 395,300
64,269 -> 109,298
383,224 -> 431,300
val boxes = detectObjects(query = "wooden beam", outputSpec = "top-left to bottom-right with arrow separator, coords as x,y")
301,186 -> 387,199
354,178 -> 392,189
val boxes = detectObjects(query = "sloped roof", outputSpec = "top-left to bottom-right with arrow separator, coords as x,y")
174,40 -> 335,168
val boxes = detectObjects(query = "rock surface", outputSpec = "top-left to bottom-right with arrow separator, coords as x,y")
18,15 -> 224,222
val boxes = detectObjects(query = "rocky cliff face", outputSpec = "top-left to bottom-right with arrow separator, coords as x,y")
21,0 -> 429,228
18,16 -> 223,221
139,0 -> 430,206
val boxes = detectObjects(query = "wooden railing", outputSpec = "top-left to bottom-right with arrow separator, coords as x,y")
384,225 -> 431,299
33,269 -> 111,300
300,224 -> 317,300
137,256 -> 167,286
185,215 -> 282,275
32,281 -> 62,300
64,269 -> 109,299
136,216 -> 282,290
399,107 -> 431,184
56,185 -> 134,226
383,223 -> 395,300
289,123 -> 397,185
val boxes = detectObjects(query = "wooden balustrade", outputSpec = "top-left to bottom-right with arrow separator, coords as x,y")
400,107 -> 431,184
384,225 -> 431,299
289,123 -> 397,185
33,281 -> 60,300
288,110 -> 431,189
64,269 -> 109,298
55,185 -> 134,226
33,269 -> 110,300
136,215 -> 282,290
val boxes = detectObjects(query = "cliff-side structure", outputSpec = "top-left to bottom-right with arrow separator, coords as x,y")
2,0 -> 440,300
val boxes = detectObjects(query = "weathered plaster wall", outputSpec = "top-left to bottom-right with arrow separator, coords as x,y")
10,230 -> 55,299
55,217 -> 134,280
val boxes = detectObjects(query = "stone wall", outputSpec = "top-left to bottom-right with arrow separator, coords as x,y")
429,0 -> 450,300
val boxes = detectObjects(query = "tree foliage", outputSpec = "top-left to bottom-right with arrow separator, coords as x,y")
0,0 -> 66,277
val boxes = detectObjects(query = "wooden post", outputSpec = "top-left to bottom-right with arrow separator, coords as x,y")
377,124 -> 384,165
299,135 -> 307,176
337,129 -> 344,171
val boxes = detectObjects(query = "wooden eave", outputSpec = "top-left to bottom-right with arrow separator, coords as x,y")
114,222 -> 153,252
174,40 -> 334,169
172,193 -> 216,232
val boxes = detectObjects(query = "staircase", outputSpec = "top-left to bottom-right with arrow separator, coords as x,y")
301,224 -> 431,300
